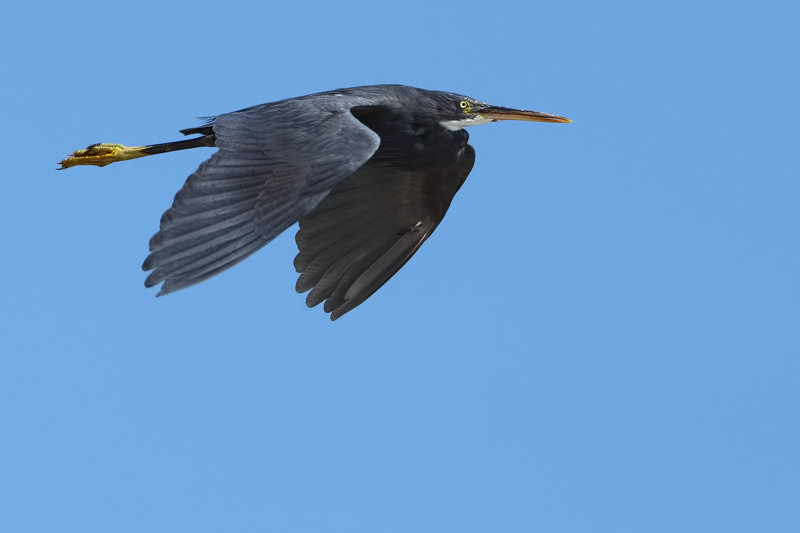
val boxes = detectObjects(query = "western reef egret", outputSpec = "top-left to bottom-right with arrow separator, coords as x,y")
60,85 -> 570,319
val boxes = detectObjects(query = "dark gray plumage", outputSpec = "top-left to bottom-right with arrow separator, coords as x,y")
60,85 -> 570,319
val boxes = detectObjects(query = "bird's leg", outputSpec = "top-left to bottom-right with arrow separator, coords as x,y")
58,135 -> 216,170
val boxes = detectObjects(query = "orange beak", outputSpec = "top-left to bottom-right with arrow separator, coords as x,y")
479,105 -> 572,123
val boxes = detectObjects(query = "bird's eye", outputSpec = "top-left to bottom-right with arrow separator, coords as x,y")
459,100 -> 470,110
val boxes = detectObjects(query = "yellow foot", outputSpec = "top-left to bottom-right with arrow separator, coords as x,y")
59,143 -> 147,169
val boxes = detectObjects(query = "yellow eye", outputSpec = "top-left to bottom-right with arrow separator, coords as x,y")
459,100 -> 470,111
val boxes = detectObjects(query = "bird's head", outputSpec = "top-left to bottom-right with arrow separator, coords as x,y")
432,91 -> 572,131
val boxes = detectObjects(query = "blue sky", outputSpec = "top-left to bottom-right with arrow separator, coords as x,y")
2,1 -> 798,532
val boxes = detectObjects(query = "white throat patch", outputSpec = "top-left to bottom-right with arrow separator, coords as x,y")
439,115 -> 496,131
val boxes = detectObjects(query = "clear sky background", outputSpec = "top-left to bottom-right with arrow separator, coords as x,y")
2,1 -> 797,532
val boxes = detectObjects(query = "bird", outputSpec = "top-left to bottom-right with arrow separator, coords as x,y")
60,84 -> 570,320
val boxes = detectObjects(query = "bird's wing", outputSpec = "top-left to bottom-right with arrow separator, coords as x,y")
143,97 -> 381,295
294,144 -> 476,320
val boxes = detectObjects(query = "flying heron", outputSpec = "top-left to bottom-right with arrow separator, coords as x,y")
60,85 -> 570,320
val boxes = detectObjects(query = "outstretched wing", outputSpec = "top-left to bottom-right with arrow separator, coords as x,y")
294,144 -> 475,320
143,97 -> 381,295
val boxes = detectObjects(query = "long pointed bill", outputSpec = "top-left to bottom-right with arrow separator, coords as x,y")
479,106 -> 572,123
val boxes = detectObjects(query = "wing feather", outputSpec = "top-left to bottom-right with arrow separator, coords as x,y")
143,96 -> 381,295
294,144 -> 475,319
